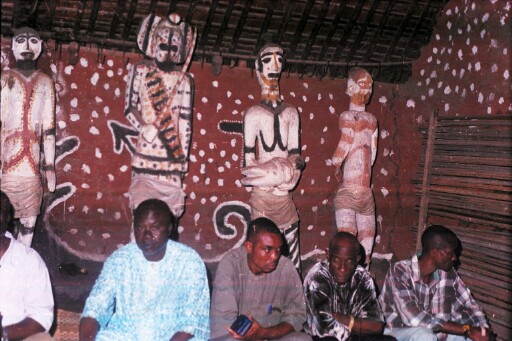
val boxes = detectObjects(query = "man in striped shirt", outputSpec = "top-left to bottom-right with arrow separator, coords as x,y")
379,225 -> 493,341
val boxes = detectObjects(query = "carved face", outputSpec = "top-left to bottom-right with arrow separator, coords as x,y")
346,68 -> 373,105
257,45 -> 284,85
12,30 -> 42,62
154,22 -> 184,65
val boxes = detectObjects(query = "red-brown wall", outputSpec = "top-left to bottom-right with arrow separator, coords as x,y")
1,0 -> 510,268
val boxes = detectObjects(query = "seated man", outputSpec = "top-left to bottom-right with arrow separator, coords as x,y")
380,225 -> 493,341
303,232 -> 395,341
0,191 -> 54,341
79,199 -> 210,341
210,217 -> 311,341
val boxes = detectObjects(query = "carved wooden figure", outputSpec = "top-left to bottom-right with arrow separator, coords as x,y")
331,67 -> 377,267
124,14 -> 196,224
0,27 -> 56,246
242,43 -> 305,270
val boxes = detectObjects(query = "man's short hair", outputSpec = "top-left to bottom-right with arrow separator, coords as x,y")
133,199 -> 176,228
329,231 -> 360,255
246,217 -> 282,243
421,225 -> 459,253
1,191 -> 14,234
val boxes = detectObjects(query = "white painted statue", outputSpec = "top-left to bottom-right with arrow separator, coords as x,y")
0,27 -> 56,246
242,43 -> 305,270
124,13 -> 196,225
331,67 -> 377,267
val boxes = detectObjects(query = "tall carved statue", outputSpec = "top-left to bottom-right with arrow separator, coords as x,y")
241,43 -> 305,271
124,14 -> 196,227
1,27 -> 56,246
331,67 -> 377,268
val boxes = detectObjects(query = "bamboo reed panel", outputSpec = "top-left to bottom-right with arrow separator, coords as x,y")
414,115 -> 512,341
416,109 -> 438,250
426,207 -> 512,230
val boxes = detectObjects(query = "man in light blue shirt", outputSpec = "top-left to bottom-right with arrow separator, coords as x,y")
79,199 -> 210,341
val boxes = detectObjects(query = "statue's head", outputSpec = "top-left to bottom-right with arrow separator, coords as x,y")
346,67 -> 373,105
12,27 -> 42,62
137,13 -> 195,68
255,43 -> 284,88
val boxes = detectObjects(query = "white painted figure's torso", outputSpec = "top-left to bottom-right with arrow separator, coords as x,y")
1,69 -> 55,177
333,110 -> 378,188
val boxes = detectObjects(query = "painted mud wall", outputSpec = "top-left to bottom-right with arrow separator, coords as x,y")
1,0 -> 510,269
0,41 -> 400,265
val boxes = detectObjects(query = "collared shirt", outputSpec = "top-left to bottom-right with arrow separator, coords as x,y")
82,241 -> 210,341
379,255 -> 488,334
210,247 -> 307,339
0,232 -> 54,331
303,261 -> 383,341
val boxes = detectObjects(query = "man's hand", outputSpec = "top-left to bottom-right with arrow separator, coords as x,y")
46,169 -> 56,192
227,316 -> 263,341
468,327 -> 494,341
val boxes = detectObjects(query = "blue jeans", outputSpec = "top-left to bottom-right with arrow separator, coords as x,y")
384,327 -> 466,341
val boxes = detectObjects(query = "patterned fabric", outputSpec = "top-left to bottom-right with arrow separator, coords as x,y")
82,241 -> 210,340
304,261 -> 383,341
210,247 -> 307,339
379,255 -> 488,340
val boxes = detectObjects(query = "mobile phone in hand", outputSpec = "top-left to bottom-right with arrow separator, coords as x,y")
230,314 -> 252,336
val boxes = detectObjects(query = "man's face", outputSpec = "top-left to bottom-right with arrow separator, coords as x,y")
327,240 -> 360,285
434,246 -> 457,272
134,210 -> 170,261
245,231 -> 283,275
12,32 -> 42,62
154,24 -> 184,65
258,46 -> 284,82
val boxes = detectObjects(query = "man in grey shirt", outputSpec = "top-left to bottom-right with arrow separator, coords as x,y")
210,217 -> 311,341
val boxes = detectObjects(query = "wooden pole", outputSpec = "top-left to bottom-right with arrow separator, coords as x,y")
416,108 -> 438,251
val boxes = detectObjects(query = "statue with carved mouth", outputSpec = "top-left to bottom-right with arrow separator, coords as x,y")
1,27 -> 56,246
242,43 -> 305,271
331,67 -> 378,268
124,13 -> 196,233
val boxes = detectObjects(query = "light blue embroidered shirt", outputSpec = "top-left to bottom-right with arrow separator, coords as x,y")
82,240 -> 210,340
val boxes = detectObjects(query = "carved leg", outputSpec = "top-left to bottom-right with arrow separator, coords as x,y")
335,208 -> 357,235
18,215 -> 38,246
356,214 -> 376,269
283,222 -> 301,273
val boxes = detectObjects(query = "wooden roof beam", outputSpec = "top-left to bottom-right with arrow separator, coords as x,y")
400,0 -> 433,60
301,0 -> 330,60
230,0 -> 253,53
289,0 -> 315,53
319,1 -> 347,59
364,0 -> 396,62
199,0 -> 218,48
252,0 -> 276,54
347,0 -> 379,62
122,0 -> 138,40
109,0 -> 126,39
382,0 -> 417,62
215,0 -> 236,48
333,0 -> 365,61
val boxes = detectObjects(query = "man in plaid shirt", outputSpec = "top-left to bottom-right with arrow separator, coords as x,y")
379,225 -> 493,341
